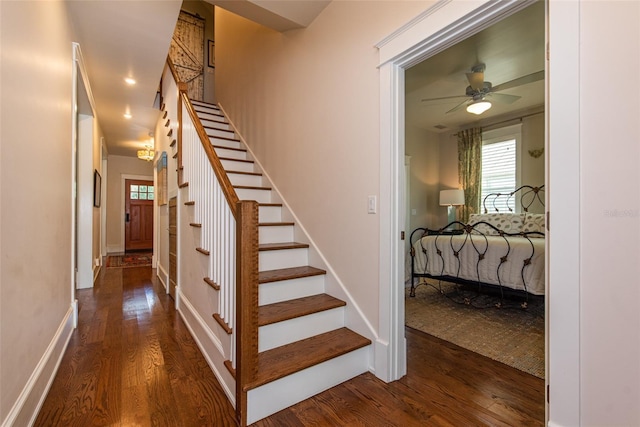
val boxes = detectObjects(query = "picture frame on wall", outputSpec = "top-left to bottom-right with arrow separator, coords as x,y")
93,170 -> 101,208
208,40 -> 215,68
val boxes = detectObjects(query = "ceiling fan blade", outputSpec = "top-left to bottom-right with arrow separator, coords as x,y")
421,94 -> 468,102
445,99 -> 469,114
466,71 -> 485,91
492,70 -> 544,92
489,92 -> 521,104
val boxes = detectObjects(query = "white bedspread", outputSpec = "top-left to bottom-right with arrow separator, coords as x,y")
412,233 -> 545,295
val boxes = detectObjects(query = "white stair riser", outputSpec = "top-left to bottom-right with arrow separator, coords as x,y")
259,247 -> 308,271
201,119 -> 231,130
196,112 -> 226,123
259,274 -> 325,306
210,137 -> 242,150
258,205 -> 282,223
214,147 -> 247,161
259,225 -> 293,244
228,173 -> 263,187
208,128 -> 235,139
246,346 -> 370,425
258,307 -> 344,352
220,159 -> 254,173
236,188 -> 271,204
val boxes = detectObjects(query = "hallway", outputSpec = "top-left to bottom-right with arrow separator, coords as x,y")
35,266 -> 544,426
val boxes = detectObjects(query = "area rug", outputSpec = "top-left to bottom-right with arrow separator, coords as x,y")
405,280 -> 545,378
105,252 -> 153,268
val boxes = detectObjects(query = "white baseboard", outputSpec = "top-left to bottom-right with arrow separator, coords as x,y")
177,291 -> 235,406
1,305 -> 75,427
156,262 -> 169,293
92,265 -> 101,283
106,244 -> 124,254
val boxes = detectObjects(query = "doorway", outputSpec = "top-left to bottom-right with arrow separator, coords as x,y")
125,179 -> 154,251
403,1 -> 545,378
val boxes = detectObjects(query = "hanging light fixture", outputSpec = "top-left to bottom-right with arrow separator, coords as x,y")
137,145 -> 155,161
466,98 -> 492,115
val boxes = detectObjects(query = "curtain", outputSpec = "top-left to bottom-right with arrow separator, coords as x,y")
457,128 -> 482,223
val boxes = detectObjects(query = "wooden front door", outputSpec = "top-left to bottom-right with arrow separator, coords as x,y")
125,179 -> 154,251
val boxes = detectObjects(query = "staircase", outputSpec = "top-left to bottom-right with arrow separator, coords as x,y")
181,99 -> 372,425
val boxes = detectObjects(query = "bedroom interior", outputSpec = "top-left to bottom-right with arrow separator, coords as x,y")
403,1 -> 545,378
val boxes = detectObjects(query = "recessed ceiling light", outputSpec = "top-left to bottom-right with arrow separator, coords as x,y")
124,77 -> 136,85
124,113 -> 132,119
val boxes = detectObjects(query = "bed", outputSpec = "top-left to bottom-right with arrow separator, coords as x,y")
409,185 -> 545,307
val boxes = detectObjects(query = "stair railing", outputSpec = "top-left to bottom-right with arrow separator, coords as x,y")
177,83 -> 258,426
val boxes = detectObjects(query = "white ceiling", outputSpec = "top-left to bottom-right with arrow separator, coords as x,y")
66,0 -> 331,158
405,1 -> 545,133
67,0 -> 182,157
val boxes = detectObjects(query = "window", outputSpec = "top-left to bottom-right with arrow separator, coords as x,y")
481,124 -> 521,212
130,184 -> 154,201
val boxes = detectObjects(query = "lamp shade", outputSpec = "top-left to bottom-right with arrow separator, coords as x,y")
439,189 -> 465,206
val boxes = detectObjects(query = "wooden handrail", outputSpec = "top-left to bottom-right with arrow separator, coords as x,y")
178,88 -> 240,219
166,56 -> 180,87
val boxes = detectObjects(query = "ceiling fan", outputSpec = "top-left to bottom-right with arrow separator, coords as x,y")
421,64 -> 544,115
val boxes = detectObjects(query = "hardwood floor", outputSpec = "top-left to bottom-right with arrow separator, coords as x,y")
35,265 -> 544,426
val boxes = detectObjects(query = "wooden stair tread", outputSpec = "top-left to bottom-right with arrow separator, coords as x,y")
213,145 -> 246,152
259,242 -> 308,251
219,157 -> 253,164
259,203 -> 282,207
259,222 -> 294,227
245,328 -> 371,391
259,266 -> 326,284
227,170 -> 262,177
259,294 -> 345,326
234,185 -> 272,191
195,107 -> 223,116
207,135 -> 239,143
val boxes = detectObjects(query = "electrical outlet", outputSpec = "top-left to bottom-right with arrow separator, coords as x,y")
411,209 -> 417,216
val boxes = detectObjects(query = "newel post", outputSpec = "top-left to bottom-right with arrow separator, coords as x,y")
235,200 -> 259,426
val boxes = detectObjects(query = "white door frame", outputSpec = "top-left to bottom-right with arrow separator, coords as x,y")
377,1 -> 581,426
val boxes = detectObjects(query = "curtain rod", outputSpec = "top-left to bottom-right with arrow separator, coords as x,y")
452,110 -> 544,136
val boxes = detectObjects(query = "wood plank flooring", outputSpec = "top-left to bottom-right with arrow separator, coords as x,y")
35,265 -> 544,426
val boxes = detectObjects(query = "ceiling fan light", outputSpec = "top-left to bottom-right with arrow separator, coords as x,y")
466,100 -> 492,115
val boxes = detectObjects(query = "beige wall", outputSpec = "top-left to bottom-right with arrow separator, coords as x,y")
105,155 -> 154,252
154,64 -> 180,286
520,112 -> 544,189
215,0 -> 430,329
0,0 -> 75,422
578,1 -> 640,424
405,125 -> 440,232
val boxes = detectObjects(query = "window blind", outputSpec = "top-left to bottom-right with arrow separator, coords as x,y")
481,139 -> 516,212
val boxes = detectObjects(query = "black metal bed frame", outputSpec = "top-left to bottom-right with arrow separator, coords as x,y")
409,185 -> 545,309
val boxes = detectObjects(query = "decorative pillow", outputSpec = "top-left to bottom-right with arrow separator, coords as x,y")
467,213 -> 525,235
522,213 -> 545,236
